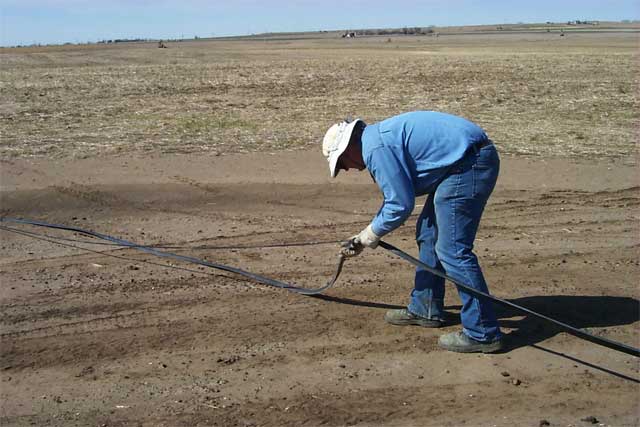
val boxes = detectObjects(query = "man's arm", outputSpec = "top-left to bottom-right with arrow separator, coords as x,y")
368,146 -> 415,236
340,146 -> 414,258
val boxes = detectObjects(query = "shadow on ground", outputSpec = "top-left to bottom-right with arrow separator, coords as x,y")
314,293 -> 639,382
495,295 -> 639,350
312,294 -> 638,343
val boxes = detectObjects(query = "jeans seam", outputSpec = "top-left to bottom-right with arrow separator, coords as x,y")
472,163 -> 477,197
454,166 -> 491,340
415,194 -> 445,301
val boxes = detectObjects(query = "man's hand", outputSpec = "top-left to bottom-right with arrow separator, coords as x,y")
340,237 -> 364,258
340,224 -> 380,258
356,224 -> 380,248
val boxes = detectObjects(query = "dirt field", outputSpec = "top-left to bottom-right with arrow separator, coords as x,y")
1,30 -> 639,426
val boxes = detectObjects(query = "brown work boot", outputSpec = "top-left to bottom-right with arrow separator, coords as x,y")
438,331 -> 503,353
384,308 -> 443,328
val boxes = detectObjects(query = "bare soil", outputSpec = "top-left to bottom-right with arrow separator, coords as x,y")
1,30 -> 639,427
1,150 -> 639,427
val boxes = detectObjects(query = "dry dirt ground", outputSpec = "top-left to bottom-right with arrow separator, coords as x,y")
1,151 -> 639,427
1,30 -> 639,427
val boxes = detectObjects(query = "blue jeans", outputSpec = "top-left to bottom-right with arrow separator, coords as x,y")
408,143 -> 501,342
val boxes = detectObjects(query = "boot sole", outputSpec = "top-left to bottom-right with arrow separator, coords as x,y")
438,340 -> 503,354
384,317 -> 443,328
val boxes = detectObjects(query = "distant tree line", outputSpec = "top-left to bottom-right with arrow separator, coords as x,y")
565,20 -> 600,25
97,38 -> 149,44
355,26 -> 435,36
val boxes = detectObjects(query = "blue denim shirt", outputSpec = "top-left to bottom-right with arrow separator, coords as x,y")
361,111 -> 489,236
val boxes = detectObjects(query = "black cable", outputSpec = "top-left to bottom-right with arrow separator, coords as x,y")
0,224 -> 403,312
2,216 -> 638,358
0,217 -> 344,296
0,226 -> 339,250
0,225 -> 240,280
378,241 -> 640,358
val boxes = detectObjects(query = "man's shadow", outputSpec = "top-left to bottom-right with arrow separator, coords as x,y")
312,293 -> 639,381
490,295 -> 639,351
313,293 -> 639,349
443,294 -> 639,382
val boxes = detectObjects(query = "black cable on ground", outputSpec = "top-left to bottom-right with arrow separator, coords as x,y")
0,224 -> 242,280
2,216 -> 638,358
0,226 -> 339,250
378,241 -> 639,358
0,217 -> 343,296
0,224 -> 403,311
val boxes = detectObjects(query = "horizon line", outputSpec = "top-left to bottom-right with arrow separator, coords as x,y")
2,19 -> 639,49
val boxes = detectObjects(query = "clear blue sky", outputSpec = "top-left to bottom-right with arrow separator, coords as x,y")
1,0 -> 638,46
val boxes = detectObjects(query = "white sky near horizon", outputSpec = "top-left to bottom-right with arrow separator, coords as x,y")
1,0 -> 638,46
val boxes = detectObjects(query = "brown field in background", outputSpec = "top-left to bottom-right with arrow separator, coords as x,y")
1,30 -> 638,159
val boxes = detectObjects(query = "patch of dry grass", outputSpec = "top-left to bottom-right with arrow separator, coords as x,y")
0,33 -> 638,159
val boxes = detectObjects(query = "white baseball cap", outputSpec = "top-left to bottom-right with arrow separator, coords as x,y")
322,119 -> 363,178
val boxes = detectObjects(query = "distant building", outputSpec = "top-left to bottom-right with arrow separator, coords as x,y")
567,20 -> 599,25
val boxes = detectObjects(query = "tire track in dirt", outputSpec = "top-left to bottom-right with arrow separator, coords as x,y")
484,187 -> 640,238
12,179 -> 602,261
172,175 -> 375,217
51,183 -> 124,207
0,274 -> 256,337
0,261 -> 407,371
